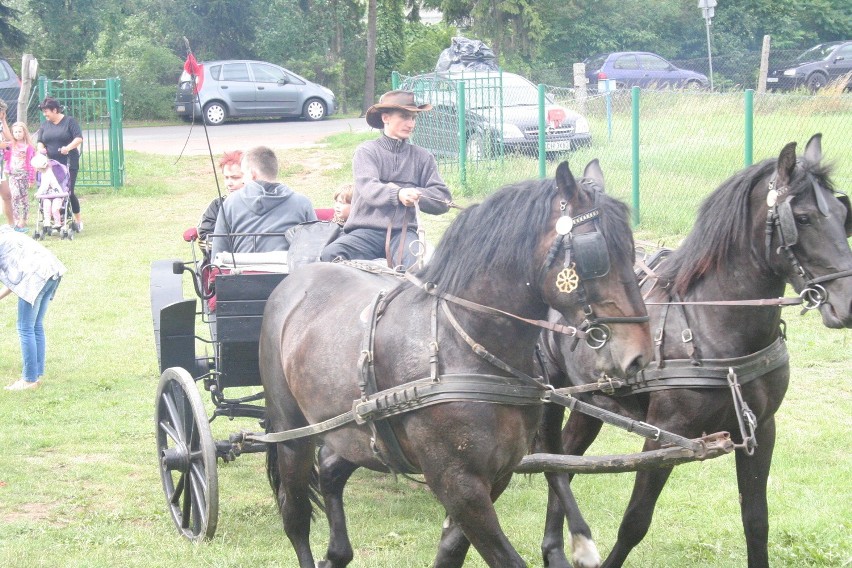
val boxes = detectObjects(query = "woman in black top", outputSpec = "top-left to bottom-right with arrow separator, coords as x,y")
35,97 -> 84,231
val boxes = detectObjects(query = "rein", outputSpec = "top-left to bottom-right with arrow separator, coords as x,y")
405,272 -> 586,339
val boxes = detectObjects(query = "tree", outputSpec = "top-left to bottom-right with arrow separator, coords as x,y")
0,1 -> 27,51
363,0 -> 377,114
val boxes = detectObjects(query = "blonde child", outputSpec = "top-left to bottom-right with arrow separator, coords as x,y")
332,183 -> 353,226
31,153 -> 69,231
2,122 -> 35,232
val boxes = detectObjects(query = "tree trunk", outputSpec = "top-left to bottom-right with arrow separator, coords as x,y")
362,0 -> 377,117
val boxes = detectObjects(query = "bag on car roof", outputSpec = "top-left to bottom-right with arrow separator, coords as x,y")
435,36 -> 499,72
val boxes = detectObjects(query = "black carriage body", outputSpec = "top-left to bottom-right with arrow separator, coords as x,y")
151,259 -> 286,388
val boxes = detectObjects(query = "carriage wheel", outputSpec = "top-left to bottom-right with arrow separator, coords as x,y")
155,367 -> 219,541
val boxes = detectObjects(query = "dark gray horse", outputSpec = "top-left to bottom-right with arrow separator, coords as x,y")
259,160 -> 653,567
538,134 -> 852,568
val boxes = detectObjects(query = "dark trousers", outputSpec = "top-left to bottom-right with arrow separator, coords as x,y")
320,227 -> 420,269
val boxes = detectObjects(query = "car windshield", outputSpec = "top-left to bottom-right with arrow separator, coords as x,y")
796,43 -> 841,63
463,74 -> 541,109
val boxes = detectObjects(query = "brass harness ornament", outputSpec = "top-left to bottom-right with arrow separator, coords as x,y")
556,263 -> 580,293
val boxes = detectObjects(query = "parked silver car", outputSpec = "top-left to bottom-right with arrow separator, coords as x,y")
174,59 -> 336,125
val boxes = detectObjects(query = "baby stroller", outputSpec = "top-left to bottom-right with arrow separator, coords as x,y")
32,156 -> 76,241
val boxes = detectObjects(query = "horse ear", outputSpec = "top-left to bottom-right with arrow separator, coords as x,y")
776,141 -> 797,188
583,159 -> 605,189
555,161 -> 578,200
803,133 -> 822,165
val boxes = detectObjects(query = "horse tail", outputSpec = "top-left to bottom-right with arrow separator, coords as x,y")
265,442 -> 325,518
265,442 -> 284,513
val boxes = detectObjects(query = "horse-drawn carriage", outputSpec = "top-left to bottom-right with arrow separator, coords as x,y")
149,137 -> 851,567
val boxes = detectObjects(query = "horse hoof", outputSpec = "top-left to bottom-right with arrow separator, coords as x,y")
570,534 -> 601,568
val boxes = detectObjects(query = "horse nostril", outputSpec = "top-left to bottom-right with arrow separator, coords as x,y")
625,354 -> 646,377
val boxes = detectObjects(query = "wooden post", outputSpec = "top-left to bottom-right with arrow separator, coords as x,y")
573,62 -> 586,114
18,54 -> 38,124
757,35 -> 770,94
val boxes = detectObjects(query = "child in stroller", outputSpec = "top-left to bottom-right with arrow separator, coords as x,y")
30,153 -> 75,240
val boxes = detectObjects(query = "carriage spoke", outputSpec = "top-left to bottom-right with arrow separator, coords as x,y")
170,472 -> 186,507
161,392 -> 186,444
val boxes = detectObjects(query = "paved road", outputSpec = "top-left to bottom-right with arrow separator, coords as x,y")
122,116 -> 371,156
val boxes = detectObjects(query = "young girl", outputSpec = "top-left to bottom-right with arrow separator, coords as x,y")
331,183 -> 353,226
3,122 -> 36,232
31,153 -> 70,231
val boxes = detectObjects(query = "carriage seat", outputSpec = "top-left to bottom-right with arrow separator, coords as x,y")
212,251 -> 290,274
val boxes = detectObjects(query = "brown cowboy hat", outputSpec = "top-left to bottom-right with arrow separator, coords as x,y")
365,90 -> 432,129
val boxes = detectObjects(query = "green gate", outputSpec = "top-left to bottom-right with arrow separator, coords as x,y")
37,77 -> 124,188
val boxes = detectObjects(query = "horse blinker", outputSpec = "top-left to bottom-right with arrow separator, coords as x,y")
776,200 -> 798,246
572,232 -> 611,279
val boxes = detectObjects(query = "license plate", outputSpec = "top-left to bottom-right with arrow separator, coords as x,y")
545,140 -> 572,151
176,105 -> 186,112
766,78 -> 778,83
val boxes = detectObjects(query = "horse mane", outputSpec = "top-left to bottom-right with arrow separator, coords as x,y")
418,176 -> 635,296
660,157 -> 835,297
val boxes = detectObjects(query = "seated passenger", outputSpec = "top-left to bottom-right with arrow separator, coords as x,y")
197,150 -> 244,250
331,183 -> 353,226
211,146 -> 316,260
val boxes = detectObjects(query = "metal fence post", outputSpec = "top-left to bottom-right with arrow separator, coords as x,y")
458,81 -> 467,187
391,71 -> 400,90
744,89 -> 754,167
538,83 -> 546,179
631,87 -> 641,226
108,77 -> 125,187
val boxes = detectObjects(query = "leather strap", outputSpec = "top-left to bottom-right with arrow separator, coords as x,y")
627,336 -> 788,393
405,272 -> 585,338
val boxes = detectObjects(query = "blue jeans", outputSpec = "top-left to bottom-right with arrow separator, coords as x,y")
17,276 -> 60,383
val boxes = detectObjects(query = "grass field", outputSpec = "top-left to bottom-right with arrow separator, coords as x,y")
0,129 -> 849,567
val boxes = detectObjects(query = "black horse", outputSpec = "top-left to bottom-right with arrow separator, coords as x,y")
259,160 -> 653,567
537,134 -> 852,568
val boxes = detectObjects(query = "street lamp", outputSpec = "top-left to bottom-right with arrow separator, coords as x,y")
698,0 -> 716,91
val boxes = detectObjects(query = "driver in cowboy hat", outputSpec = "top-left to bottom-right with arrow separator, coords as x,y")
320,90 -> 452,269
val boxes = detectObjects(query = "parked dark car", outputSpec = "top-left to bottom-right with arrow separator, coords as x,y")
767,41 -> 852,92
0,58 -> 21,122
584,52 -> 709,91
174,59 -> 336,125
401,70 -> 591,160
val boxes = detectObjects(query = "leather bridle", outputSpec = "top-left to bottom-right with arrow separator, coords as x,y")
544,180 -> 649,350
764,168 -> 852,310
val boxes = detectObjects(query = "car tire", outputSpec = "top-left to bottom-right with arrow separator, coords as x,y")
302,98 -> 326,121
684,80 -> 703,90
203,102 -> 227,126
806,72 -> 827,92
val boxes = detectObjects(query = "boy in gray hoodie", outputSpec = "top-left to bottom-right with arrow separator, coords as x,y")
212,146 -> 316,259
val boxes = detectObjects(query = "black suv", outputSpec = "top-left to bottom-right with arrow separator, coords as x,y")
767,41 -> 852,92
0,58 -> 21,122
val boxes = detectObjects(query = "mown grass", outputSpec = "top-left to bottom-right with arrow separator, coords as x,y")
0,123 -> 849,567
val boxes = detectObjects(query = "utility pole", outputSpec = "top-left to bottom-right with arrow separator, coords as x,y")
698,0 -> 717,91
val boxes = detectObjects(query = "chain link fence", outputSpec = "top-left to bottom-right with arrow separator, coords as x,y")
398,71 -> 851,241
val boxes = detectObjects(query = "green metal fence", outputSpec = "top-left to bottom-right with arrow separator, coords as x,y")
37,77 -> 124,188
395,71 -> 851,239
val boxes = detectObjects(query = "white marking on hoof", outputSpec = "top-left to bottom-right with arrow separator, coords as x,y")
570,533 -> 601,568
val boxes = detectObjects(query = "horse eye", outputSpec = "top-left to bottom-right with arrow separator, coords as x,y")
795,214 -> 810,225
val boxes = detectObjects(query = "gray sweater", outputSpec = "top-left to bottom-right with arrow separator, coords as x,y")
348,135 -> 452,232
212,180 -> 316,258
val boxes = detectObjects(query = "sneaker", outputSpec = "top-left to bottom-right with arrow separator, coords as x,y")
4,379 -> 40,391
77,222 -> 83,232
